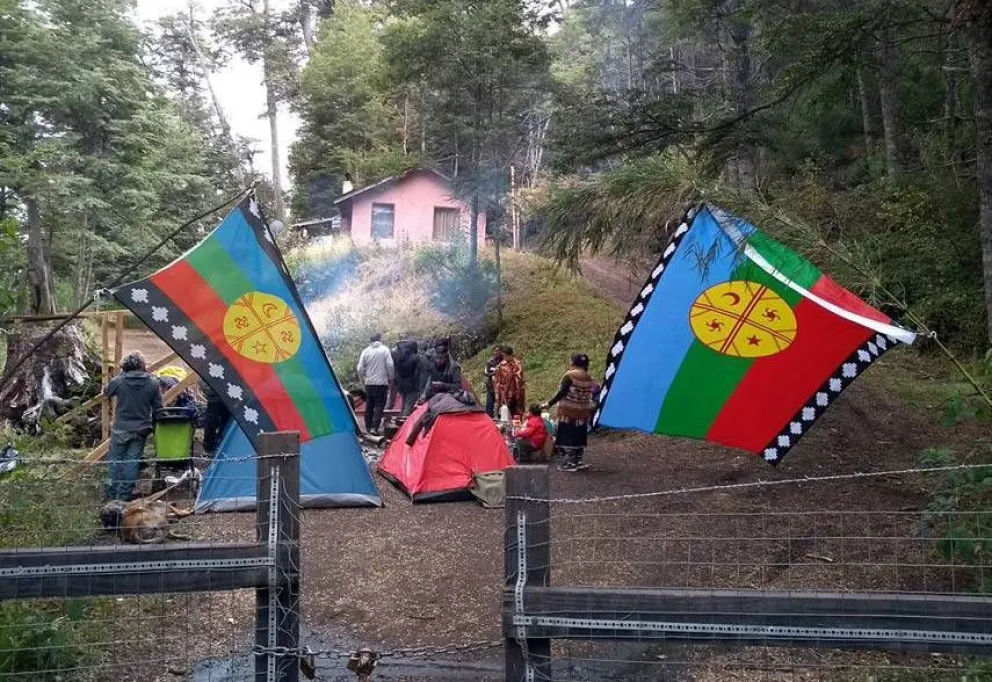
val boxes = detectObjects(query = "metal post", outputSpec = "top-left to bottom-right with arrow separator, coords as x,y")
256,432 -> 301,682
504,465 -> 551,681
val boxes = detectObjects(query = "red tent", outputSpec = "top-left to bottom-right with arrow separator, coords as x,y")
378,403 -> 514,502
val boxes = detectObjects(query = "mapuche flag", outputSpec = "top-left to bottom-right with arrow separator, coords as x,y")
114,195 -> 357,446
594,204 -> 916,465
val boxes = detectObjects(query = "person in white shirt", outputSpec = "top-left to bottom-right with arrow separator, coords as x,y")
357,333 -> 394,435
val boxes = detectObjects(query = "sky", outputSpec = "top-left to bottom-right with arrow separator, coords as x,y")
134,0 -> 300,189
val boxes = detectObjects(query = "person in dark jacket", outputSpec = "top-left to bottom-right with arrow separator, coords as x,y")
392,339 -> 424,417
200,379 -> 231,455
158,374 -> 198,420
419,340 -> 463,403
483,345 -> 504,417
104,352 -> 162,500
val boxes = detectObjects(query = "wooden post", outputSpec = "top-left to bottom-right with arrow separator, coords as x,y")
100,314 -> 110,441
114,311 -> 124,370
504,465 -> 551,681
256,432 -> 301,682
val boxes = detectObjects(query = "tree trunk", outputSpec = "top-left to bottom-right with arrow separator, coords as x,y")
263,0 -> 286,219
0,324 -> 92,428
943,38 -> 959,145
26,198 -> 55,315
494,222 -> 503,332
299,0 -> 316,55
186,3 -> 234,145
402,94 -> 409,155
509,165 -> 518,251
876,27 -> 904,180
74,214 -> 91,307
725,1 -> 755,190
469,192 -> 479,267
857,67 -> 874,154
962,1 -> 992,343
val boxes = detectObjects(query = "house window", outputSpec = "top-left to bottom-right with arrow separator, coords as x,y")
433,207 -> 462,241
371,203 -> 394,239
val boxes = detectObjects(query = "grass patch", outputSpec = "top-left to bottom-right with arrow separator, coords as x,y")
463,250 -> 625,401
0,443 -> 105,679
0,601 -> 94,680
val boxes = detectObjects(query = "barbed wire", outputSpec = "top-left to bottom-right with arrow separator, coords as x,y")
252,639 -> 504,663
5,451 -> 298,467
508,463 -> 992,505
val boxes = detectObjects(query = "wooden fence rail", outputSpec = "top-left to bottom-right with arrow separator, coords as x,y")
0,431 -> 301,682
502,465 -> 992,681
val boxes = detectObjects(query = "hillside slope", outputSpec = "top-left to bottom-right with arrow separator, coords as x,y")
463,250 -> 625,402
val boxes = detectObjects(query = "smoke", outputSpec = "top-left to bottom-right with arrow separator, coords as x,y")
288,236 -> 497,380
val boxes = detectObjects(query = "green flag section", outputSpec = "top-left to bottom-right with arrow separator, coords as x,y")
595,204 -> 916,465
114,195 -> 358,447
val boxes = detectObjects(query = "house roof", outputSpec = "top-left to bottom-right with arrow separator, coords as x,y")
333,167 -> 451,205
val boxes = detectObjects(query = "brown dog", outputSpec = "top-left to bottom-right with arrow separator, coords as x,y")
122,500 -> 192,544
101,499 -> 192,544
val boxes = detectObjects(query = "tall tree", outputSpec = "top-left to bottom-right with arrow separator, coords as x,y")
150,7 -> 252,190
957,0 -> 992,342
1,0 -> 231,312
213,0 -> 304,218
291,1 -> 410,218
384,0 -> 551,264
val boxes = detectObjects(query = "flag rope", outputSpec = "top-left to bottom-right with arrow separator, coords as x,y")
0,184 -> 256,395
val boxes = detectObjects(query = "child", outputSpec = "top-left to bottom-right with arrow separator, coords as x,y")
512,404 -> 548,464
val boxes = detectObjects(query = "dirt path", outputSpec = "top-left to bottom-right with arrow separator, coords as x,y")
578,254 -> 654,308
119,329 -> 187,370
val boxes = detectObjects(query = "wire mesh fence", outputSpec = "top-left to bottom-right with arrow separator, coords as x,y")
0,444 -> 290,682
551,509 -> 992,594
503,464 -> 992,682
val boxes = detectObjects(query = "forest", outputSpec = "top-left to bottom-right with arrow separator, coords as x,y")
3,2 -> 992,679
1,0 -> 990,352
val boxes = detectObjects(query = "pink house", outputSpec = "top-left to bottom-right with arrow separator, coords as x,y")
334,168 -> 486,247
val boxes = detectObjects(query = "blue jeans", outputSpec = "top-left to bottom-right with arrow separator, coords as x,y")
106,431 -> 147,500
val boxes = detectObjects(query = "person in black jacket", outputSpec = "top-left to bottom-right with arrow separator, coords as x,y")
200,379 -> 231,456
419,340 -> 463,403
392,339 -> 424,416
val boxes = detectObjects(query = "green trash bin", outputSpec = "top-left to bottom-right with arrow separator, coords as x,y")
153,407 -> 194,464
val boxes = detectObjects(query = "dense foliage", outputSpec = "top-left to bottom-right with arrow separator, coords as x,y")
530,0 -> 989,352
0,0 -> 250,316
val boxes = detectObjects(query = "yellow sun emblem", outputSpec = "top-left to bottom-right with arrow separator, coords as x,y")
222,292 -> 302,364
689,281 -> 797,358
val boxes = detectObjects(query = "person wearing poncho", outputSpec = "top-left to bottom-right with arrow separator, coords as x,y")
494,346 -> 526,418
545,353 -> 597,472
